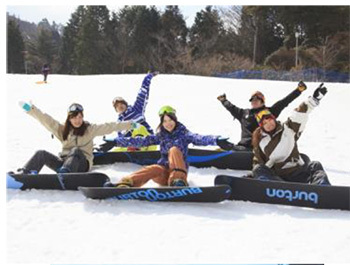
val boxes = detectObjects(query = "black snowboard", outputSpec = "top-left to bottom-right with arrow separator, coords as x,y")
79,185 -> 232,202
94,148 -> 253,170
215,175 -> 350,211
7,172 -> 110,190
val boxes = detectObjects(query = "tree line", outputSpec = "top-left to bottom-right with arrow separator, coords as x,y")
7,5 -> 350,75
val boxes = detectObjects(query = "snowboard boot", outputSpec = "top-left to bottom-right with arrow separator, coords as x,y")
103,181 -> 115,188
16,168 -> 30,174
115,177 -> 134,188
170,178 -> 188,187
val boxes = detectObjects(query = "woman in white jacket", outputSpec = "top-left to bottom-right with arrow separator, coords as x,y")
251,83 -> 331,185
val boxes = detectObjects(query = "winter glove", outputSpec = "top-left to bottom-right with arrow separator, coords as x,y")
18,101 -> 32,112
216,137 -> 234,151
313,83 -> 328,101
297,81 -> 307,92
148,66 -> 159,76
217,94 -> 227,102
96,138 -> 116,153
131,122 -> 141,130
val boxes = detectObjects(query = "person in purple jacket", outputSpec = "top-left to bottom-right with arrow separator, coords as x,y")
103,106 -> 230,187
97,71 -> 158,152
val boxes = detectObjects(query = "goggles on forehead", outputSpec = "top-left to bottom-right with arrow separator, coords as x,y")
158,105 -> 176,117
249,91 -> 265,103
68,103 -> 84,113
255,109 -> 275,126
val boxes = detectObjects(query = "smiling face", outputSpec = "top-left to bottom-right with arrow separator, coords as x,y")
261,116 -> 277,132
114,102 -> 127,114
69,112 -> 84,128
162,114 -> 176,132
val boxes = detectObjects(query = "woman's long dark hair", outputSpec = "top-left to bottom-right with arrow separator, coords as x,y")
157,113 -> 178,133
252,127 -> 262,149
62,111 -> 89,140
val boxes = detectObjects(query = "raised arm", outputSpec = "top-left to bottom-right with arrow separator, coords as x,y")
23,103 -> 64,141
270,81 -> 306,117
217,94 -> 244,120
285,84 -> 327,139
132,73 -> 155,113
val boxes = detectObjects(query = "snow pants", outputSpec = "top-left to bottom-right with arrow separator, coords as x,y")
23,147 -> 89,173
43,72 -> 48,82
119,147 -> 188,187
252,159 -> 331,185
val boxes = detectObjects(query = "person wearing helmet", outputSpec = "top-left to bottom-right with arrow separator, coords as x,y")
102,105 -> 231,187
13,101 -> 134,174
217,81 -> 307,151
251,83 -> 331,185
97,71 -> 158,152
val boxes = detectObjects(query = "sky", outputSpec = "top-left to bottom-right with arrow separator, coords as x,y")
6,5 -> 209,28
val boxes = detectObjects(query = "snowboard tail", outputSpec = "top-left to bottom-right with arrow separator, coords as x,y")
7,172 -> 110,190
215,175 -> 350,211
79,185 -> 232,203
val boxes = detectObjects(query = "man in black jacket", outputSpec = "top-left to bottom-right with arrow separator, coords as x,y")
217,81 -> 307,151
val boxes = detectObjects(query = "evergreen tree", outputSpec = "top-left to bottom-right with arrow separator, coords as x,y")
58,6 -> 85,74
117,6 -> 161,73
189,6 -> 225,58
155,5 -> 188,72
7,19 -> 25,73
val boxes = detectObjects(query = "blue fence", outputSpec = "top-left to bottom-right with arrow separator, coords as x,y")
213,68 -> 350,83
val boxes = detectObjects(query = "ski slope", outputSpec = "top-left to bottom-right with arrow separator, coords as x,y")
6,74 -> 350,264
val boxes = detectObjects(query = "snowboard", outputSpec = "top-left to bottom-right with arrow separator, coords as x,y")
79,185 -> 232,202
215,175 -> 350,211
94,148 -> 253,170
7,172 -> 110,190
35,81 -> 48,84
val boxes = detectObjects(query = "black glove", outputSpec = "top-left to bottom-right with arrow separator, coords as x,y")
217,94 -> 227,102
297,81 -> 307,92
216,137 -> 234,151
313,83 -> 328,101
96,141 -> 116,153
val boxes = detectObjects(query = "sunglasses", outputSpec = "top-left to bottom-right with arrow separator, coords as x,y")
68,103 -> 84,113
250,95 -> 264,102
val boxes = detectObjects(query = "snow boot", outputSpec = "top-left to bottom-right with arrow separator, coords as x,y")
170,178 -> 188,187
115,177 -> 133,188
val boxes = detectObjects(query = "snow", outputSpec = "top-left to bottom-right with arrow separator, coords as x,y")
5,74 -> 350,264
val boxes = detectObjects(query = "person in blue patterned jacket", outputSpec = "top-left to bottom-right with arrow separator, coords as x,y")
97,72 -> 157,152
103,106 -> 230,187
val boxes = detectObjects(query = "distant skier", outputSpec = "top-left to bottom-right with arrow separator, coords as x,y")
216,81 -> 307,151
102,105 -> 231,187
251,83 -> 331,185
97,71 -> 158,152
41,64 -> 50,83
13,102 -> 134,174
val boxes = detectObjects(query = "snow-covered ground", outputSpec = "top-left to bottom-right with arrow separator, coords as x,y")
6,74 -> 350,264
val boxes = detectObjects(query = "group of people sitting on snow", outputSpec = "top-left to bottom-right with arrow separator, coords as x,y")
14,70 -> 331,188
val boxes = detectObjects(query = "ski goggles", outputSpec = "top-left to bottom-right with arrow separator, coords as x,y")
68,103 -> 84,113
158,105 -> 176,116
255,109 -> 275,126
249,91 -> 265,103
